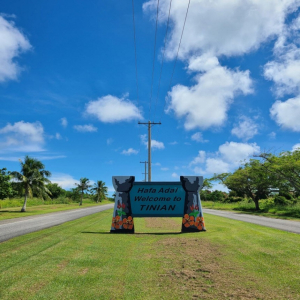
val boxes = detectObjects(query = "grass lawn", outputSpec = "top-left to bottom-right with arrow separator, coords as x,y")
0,210 -> 299,299
0,200 -> 113,221
202,201 -> 300,220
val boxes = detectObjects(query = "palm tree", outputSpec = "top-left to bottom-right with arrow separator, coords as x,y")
75,178 -> 91,206
11,156 -> 51,212
91,180 -> 108,203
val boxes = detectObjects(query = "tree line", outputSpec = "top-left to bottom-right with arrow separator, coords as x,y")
0,156 -> 108,212
203,149 -> 300,210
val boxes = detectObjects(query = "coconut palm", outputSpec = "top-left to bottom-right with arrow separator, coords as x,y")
11,156 -> 51,212
75,177 -> 91,206
91,180 -> 108,203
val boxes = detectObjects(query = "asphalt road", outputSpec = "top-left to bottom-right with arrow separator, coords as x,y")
0,204 -> 114,243
203,208 -> 300,234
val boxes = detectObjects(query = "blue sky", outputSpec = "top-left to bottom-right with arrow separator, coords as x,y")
1,0 -> 300,194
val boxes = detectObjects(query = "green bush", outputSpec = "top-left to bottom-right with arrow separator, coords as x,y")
279,191 -> 293,200
274,195 -> 294,206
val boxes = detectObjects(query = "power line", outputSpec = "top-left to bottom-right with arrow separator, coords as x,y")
153,0 -> 173,121
131,0 -> 140,110
149,0 -> 160,121
159,0 -> 191,122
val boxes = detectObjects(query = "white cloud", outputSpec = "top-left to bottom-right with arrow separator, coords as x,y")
190,150 -> 206,165
205,158 -> 231,174
219,142 -> 260,165
231,116 -> 258,141
264,46 -> 300,97
60,117 -> 68,128
0,15 -> 31,82
143,0 -> 298,59
0,121 -> 45,152
191,132 -> 208,143
151,140 -> 165,149
292,143 -> 300,151
55,133 -> 62,140
121,148 -> 139,155
210,183 -> 229,193
161,167 -> 169,171
85,95 -> 142,123
167,57 -> 253,130
169,141 -> 178,145
74,124 -> 97,132
189,141 -> 260,175
51,173 -> 79,189
171,172 -> 179,178
140,134 -> 165,150
270,96 -> 300,131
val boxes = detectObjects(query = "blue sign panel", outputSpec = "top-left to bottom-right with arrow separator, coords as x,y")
130,182 -> 185,217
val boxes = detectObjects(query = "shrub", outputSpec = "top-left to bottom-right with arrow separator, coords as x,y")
274,195 -> 293,206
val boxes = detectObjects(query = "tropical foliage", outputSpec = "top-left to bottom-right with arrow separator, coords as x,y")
90,180 -> 108,203
11,156 -> 52,212
75,177 -> 91,206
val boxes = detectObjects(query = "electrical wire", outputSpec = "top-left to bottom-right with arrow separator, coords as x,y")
132,0 -> 140,113
153,0 -> 173,122
159,0 -> 191,122
149,0 -> 160,121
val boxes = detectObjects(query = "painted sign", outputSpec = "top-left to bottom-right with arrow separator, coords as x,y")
110,176 -> 206,234
130,182 -> 185,217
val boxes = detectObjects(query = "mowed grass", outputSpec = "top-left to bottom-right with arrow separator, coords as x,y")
0,200 -> 113,221
0,210 -> 299,299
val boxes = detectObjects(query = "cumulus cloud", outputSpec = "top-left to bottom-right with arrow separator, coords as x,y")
191,141 -> 260,175
74,124 -> 97,132
161,167 -> 169,171
60,117 -> 68,128
264,46 -> 300,97
191,132 -> 208,143
140,134 -> 165,150
231,116 -> 258,141
0,15 -> 31,82
167,57 -> 253,130
85,95 -> 142,123
0,121 -> 45,152
121,148 -> 139,155
190,150 -> 206,165
270,96 -> 300,131
143,0 -> 298,59
219,142 -> 260,165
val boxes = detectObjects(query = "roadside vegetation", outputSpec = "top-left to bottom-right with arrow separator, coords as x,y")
0,156 -> 109,213
201,150 -> 300,219
0,210 -> 299,299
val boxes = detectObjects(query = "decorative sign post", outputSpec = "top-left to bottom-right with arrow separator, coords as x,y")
110,176 -> 206,233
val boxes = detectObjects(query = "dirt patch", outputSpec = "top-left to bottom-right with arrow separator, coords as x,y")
57,260 -> 68,271
78,268 -> 89,275
152,237 -> 281,299
144,217 -> 181,231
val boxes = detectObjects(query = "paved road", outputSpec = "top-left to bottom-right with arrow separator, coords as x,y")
0,204 -> 114,243
203,208 -> 300,234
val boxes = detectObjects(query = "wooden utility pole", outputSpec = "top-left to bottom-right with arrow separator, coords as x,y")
140,161 -> 148,181
138,121 -> 161,182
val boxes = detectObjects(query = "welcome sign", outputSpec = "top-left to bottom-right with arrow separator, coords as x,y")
130,182 -> 185,217
110,176 -> 206,233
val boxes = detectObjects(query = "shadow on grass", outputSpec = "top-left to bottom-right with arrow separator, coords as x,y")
81,231 -> 183,235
